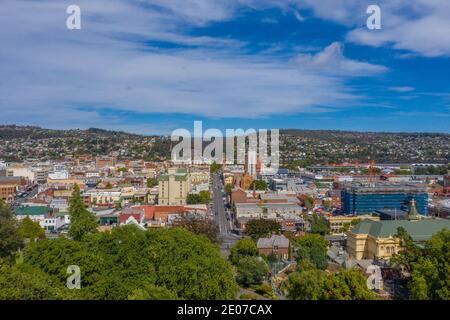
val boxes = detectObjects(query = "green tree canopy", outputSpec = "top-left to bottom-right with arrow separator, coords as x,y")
171,217 -> 219,243
144,228 -> 238,299
325,269 -> 378,300
0,259 -> 70,300
309,214 -> 330,236
210,161 -> 221,174
245,219 -> 281,240
302,196 -> 314,210
286,268 -> 377,300
24,237 -> 104,291
186,190 -> 211,205
414,166 -> 448,175
250,180 -> 268,191
18,217 -> 45,241
0,200 -> 23,260
146,177 -> 158,188
68,184 -> 98,241
127,283 -> 178,300
230,237 -> 257,265
235,256 -> 269,287
392,228 -> 450,300
286,268 -> 329,300
23,226 -> 238,300
294,234 -> 329,270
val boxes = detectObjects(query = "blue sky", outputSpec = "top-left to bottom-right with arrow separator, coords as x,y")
0,0 -> 449,134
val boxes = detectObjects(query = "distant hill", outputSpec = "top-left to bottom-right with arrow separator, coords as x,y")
280,129 -> 449,165
0,125 -> 171,162
0,125 -> 448,164
0,125 -> 142,140
280,128 -> 449,138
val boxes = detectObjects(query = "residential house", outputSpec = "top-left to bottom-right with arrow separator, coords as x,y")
257,234 -> 290,260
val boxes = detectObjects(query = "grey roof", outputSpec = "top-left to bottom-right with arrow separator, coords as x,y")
259,193 -> 293,200
265,203 -> 302,209
374,209 -> 408,217
257,234 -> 289,249
235,203 -> 261,209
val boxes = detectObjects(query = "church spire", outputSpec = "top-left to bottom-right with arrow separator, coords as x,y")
408,198 -> 420,220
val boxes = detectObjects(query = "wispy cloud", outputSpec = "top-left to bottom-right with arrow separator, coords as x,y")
0,0 -> 389,129
261,17 -> 279,24
392,111 -> 450,117
293,10 -> 306,22
346,1 -> 450,57
260,0 -> 450,58
293,42 -> 388,76
388,86 -> 415,92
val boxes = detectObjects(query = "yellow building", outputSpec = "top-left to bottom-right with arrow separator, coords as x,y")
347,225 -> 401,260
241,173 -> 253,190
326,215 -> 379,235
189,170 -> 210,186
223,175 -> 234,186
86,190 -> 122,205
158,167 -> 189,205
53,189 -> 74,199
347,201 -> 450,260
120,187 -> 149,205
0,184 -> 16,202
47,179 -> 85,188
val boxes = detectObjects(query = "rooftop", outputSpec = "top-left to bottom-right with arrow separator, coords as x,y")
159,168 -> 188,181
14,206 -> 52,216
257,234 -> 290,249
350,218 -> 450,241
343,182 -> 427,194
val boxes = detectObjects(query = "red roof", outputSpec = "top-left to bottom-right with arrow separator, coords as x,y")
29,199 -> 49,204
134,205 -> 191,222
119,213 -> 142,224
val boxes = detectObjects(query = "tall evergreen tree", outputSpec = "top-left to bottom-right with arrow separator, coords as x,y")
18,217 -> 45,242
68,184 -> 98,241
0,200 -> 23,260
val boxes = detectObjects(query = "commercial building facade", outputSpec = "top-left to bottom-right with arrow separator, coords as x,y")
347,201 -> 450,260
341,183 -> 428,215
158,168 -> 189,205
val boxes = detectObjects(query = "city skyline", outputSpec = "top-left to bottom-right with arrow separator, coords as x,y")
1,0 -> 450,306
1,1 -> 450,134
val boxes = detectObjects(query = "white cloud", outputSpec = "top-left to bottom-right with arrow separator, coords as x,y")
250,0 -> 450,58
388,86 -> 415,92
293,10 -> 305,22
261,17 -> 279,24
293,42 -> 388,76
345,1 -> 450,57
0,0 -> 389,129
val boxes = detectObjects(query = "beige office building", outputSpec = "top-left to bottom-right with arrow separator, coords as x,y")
158,168 -> 189,205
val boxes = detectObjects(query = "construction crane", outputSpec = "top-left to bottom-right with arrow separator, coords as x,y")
369,160 -> 374,184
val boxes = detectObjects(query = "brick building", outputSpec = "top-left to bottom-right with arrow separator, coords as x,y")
257,234 -> 290,260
